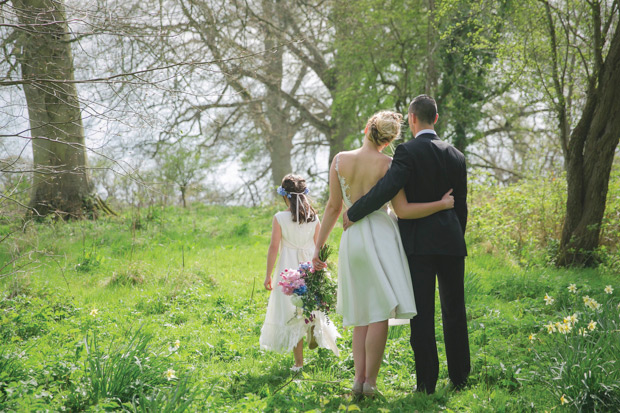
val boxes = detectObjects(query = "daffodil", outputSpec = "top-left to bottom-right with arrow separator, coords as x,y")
544,293 -> 555,305
558,323 -> 571,334
588,320 -> 597,331
174,339 -> 181,348
90,308 -> 99,317
567,284 -> 577,293
560,394 -> 568,405
165,368 -> 177,381
563,314 -> 578,326
578,327 -> 588,336
528,333 -> 536,343
605,285 -> 613,294
544,322 -> 557,334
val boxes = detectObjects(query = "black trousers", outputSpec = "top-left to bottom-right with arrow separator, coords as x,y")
408,254 -> 470,393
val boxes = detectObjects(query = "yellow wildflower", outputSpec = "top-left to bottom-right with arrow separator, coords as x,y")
544,293 -> 555,305
588,320 -> 597,331
605,285 -> 613,294
558,323 -> 571,334
165,368 -> 177,381
567,284 -> 577,293
560,394 -> 568,405
587,299 -> 601,310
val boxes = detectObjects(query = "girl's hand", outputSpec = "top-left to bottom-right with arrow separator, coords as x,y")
312,248 -> 327,270
441,189 -> 455,210
264,276 -> 272,291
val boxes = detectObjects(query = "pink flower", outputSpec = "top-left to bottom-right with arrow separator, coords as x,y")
278,269 -> 306,296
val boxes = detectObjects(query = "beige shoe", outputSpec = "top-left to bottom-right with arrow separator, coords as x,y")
352,380 -> 364,395
363,382 -> 377,397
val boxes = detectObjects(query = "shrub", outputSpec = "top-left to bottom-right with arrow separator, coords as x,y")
468,165 -> 620,266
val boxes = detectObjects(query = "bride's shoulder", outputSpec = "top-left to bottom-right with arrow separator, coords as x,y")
333,149 -> 359,163
378,153 -> 393,164
331,150 -> 352,170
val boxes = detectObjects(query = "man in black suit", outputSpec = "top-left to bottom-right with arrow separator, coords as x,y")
343,95 -> 470,394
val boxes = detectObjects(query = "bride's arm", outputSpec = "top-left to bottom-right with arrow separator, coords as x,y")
391,188 -> 454,219
312,159 -> 343,269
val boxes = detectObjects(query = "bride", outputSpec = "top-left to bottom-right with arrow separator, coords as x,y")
312,110 -> 454,396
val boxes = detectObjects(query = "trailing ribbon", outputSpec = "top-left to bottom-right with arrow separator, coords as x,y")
289,191 -> 307,223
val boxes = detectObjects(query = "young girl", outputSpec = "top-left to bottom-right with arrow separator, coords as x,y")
260,174 -> 340,371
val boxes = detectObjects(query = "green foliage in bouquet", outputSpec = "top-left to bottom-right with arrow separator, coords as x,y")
299,244 -> 337,324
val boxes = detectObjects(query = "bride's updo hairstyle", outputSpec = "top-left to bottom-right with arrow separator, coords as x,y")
279,174 -> 317,224
365,110 -> 403,146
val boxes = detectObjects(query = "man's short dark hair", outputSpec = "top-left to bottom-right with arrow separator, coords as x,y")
408,95 -> 437,124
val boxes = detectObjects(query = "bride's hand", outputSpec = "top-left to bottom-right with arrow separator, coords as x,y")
312,248 -> 327,270
441,189 -> 455,210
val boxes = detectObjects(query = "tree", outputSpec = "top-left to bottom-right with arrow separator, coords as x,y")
555,3 -> 620,266
11,0 -> 93,218
158,143 -> 211,208
506,0 -> 620,266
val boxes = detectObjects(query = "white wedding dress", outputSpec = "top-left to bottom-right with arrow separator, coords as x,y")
335,155 -> 417,327
260,211 -> 340,355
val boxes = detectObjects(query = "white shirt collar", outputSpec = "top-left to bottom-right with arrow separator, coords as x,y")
415,129 -> 437,138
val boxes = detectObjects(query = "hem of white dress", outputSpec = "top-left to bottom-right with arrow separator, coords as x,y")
260,321 -> 307,353
341,311 -> 417,327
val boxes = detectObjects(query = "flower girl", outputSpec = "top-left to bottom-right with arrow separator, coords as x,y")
260,174 -> 340,371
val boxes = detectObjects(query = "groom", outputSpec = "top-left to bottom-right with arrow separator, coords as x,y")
343,95 -> 470,394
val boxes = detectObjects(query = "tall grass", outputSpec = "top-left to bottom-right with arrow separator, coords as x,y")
0,191 -> 618,411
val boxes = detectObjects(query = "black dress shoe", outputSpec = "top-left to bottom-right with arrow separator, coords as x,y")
452,381 -> 467,392
413,385 -> 434,394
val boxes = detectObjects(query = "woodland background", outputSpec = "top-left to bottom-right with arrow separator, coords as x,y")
1,0 -> 620,411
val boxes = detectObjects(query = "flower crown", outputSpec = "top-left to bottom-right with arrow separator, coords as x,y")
277,186 -> 309,198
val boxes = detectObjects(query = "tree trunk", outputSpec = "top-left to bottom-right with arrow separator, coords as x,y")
14,0 -> 92,218
263,0 -> 294,189
557,21 -> 620,267
180,186 -> 187,208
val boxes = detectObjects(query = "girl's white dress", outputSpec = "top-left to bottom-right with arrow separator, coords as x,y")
335,155 -> 417,327
260,211 -> 340,355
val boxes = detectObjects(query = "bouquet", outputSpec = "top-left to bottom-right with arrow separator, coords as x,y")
278,244 -> 337,323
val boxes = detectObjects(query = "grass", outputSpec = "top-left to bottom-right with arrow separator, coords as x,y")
0,204 -> 618,411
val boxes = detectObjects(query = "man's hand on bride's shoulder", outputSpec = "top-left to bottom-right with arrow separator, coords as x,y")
442,189 -> 454,210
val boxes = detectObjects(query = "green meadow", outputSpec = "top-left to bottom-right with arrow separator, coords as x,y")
1,197 -> 619,412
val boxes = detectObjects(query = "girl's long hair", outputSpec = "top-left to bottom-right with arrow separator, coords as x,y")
280,174 -> 317,224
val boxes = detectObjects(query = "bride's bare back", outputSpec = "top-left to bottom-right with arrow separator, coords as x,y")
335,149 -> 392,205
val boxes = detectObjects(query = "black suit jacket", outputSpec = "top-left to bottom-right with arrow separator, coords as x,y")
347,132 -> 467,256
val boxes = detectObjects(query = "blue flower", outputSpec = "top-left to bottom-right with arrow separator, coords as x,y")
277,186 -> 288,197
294,285 -> 307,295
